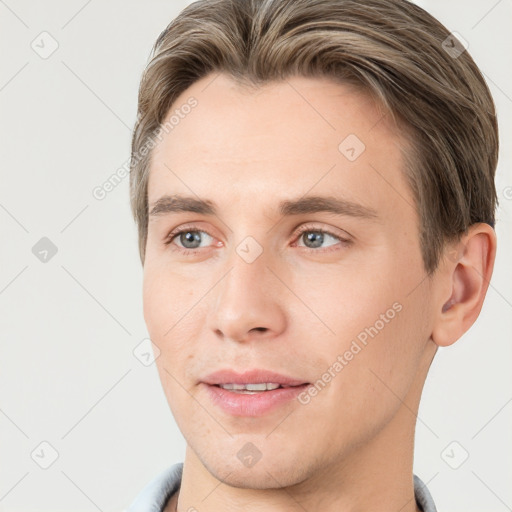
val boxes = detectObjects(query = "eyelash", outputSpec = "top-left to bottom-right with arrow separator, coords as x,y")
164,223 -> 352,256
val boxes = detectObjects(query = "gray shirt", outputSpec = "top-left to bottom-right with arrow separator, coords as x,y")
126,463 -> 437,512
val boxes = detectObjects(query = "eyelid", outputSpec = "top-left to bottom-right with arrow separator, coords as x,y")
294,222 -> 352,241
164,222 -> 216,246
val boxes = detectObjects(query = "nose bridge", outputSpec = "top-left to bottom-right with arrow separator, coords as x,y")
207,236 -> 286,342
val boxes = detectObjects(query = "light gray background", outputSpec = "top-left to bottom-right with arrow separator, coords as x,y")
0,1 -> 511,511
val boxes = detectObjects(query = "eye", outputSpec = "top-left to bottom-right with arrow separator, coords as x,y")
293,224 -> 351,252
164,225 -> 216,254
164,223 -> 351,256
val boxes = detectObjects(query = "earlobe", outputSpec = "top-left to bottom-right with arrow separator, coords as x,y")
432,294 -> 465,347
431,223 -> 497,348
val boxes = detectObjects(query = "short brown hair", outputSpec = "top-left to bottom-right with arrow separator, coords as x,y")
130,0 -> 499,273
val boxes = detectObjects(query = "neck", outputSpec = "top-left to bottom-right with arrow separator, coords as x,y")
173,417 -> 420,512
171,344 -> 436,512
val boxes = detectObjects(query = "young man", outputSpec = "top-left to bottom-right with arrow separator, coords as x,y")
127,0 -> 498,510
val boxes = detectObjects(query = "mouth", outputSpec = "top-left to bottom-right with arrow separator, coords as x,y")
202,368 -> 309,387
201,369 -> 311,416
211,382 -> 305,394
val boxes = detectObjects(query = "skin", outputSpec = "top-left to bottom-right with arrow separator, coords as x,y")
142,73 -> 496,512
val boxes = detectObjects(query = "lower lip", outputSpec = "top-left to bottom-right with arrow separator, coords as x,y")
202,383 -> 311,417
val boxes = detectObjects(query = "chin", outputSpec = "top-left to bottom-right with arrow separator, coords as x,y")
200,449 -> 315,490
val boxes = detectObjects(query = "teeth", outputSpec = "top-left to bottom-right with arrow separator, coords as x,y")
219,383 -> 281,391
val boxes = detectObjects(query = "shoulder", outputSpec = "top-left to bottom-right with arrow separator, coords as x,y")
125,462 -> 184,512
413,474 -> 438,512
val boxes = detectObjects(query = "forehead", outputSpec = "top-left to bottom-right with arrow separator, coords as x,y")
148,73 -> 414,223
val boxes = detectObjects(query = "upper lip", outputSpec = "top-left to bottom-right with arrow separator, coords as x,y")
202,369 -> 309,386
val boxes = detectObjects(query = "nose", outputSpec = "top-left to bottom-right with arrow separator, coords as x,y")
207,244 -> 287,344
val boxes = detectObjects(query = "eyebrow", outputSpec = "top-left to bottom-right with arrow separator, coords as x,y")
149,194 -> 378,220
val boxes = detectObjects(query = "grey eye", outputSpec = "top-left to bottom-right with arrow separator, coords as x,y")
298,230 -> 339,249
175,230 -> 213,249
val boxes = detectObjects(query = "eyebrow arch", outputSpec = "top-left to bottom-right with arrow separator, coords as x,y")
148,194 -> 378,220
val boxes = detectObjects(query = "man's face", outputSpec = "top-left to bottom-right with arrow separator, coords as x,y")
143,73 -> 437,488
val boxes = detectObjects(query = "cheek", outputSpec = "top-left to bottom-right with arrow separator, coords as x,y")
289,262 -> 399,345
143,266 -> 201,377
334,285 -> 430,409
142,273 -> 165,338
142,262 -> 191,338
293,255 -> 429,393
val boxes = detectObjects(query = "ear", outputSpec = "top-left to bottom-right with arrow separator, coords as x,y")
431,223 -> 497,347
